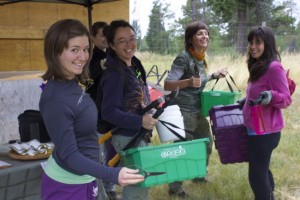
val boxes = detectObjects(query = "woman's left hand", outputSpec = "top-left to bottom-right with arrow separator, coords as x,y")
213,67 -> 228,79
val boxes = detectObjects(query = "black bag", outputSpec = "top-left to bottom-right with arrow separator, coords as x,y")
18,110 -> 51,143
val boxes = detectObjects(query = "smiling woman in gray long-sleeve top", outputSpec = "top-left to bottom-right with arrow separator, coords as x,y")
39,19 -> 144,200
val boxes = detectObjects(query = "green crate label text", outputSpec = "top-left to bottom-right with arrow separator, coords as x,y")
160,145 -> 186,159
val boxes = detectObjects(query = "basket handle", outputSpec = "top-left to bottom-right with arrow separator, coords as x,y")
227,73 -> 241,92
210,73 -> 240,93
211,78 -> 233,92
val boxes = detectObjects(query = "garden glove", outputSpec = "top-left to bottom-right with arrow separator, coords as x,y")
260,91 -> 272,105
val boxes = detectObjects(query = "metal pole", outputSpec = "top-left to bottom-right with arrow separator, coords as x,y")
87,6 -> 92,32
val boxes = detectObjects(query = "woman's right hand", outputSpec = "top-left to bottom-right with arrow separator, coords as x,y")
189,76 -> 201,88
118,167 -> 145,186
142,114 -> 158,130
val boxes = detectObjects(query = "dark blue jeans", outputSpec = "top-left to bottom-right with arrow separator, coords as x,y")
248,132 -> 281,200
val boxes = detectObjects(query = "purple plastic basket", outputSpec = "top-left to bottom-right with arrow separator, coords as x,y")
209,104 -> 248,164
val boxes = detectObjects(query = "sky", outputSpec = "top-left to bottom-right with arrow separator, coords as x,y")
129,0 -> 300,37
129,0 -> 185,37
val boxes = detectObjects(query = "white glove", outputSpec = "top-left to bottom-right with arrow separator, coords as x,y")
260,91 -> 272,105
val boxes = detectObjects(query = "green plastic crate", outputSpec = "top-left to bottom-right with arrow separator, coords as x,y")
200,90 -> 241,116
121,138 -> 208,188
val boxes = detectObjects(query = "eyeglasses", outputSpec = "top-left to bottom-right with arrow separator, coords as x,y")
114,37 -> 137,46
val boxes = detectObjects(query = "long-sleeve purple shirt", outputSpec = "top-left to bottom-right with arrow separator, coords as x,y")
243,61 -> 292,134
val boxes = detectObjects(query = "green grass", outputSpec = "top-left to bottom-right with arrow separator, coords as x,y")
117,52 -> 300,200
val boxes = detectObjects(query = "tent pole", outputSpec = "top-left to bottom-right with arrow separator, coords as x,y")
88,6 -> 92,32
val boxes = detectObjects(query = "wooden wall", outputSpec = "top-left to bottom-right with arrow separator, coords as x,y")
0,0 -> 129,71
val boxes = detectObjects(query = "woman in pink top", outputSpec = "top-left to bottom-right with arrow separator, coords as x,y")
242,27 -> 291,200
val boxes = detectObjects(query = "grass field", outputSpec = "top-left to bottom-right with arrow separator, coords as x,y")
129,52 -> 300,200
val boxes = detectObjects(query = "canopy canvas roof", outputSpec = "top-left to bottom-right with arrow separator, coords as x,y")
0,0 -> 119,28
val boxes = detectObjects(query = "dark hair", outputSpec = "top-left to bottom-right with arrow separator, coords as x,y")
184,21 -> 209,50
103,20 -> 136,90
90,21 -> 108,37
42,19 -> 92,84
247,26 -> 281,82
103,19 -> 136,69
103,19 -> 136,56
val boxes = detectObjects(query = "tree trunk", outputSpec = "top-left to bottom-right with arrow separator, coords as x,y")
255,0 -> 261,24
236,2 -> 248,54
191,0 -> 196,21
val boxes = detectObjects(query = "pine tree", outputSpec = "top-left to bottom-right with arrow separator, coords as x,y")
145,0 -> 171,54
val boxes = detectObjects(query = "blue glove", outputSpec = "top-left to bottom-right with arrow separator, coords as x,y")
260,91 -> 272,105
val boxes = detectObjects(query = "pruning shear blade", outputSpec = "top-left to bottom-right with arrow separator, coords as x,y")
142,171 -> 166,179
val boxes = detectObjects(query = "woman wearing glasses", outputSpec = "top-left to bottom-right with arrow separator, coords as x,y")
100,20 -> 158,200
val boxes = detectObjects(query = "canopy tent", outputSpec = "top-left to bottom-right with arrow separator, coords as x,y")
0,0 -> 119,29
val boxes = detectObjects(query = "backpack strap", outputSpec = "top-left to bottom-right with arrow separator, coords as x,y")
286,69 -> 296,95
